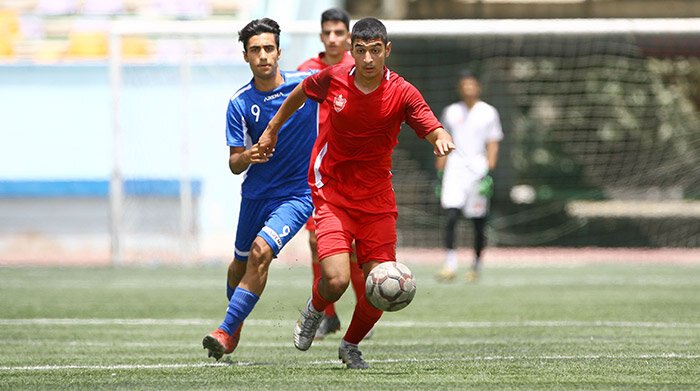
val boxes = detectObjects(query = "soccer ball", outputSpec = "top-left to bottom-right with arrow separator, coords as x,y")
365,261 -> 416,312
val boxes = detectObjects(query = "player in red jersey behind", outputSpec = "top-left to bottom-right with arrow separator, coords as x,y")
258,17 -> 455,369
297,8 -> 365,341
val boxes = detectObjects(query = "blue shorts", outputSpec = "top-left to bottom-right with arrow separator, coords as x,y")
234,194 -> 313,261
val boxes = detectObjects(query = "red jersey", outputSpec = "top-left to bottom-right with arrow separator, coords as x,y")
297,51 -> 354,72
298,52 -> 355,231
302,63 -> 442,203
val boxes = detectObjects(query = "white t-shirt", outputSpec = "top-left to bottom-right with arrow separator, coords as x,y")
441,100 -> 503,181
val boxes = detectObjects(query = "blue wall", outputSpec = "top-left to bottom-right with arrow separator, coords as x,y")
0,6 -> 338,244
1,62 -> 250,239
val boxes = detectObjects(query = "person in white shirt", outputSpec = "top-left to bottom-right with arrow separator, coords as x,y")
435,70 -> 503,282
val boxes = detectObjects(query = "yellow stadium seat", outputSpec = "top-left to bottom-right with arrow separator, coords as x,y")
0,8 -> 20,58
66,31 -> 108,58
0,36 -> 13,58
0,9 -> 20,38
33,40 -> 68,63
121,35 -> 151,59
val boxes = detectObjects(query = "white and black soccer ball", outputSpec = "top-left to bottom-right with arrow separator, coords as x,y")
365,261 -> 416,312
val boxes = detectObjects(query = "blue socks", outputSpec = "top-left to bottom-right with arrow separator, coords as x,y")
219,287 -> 259,335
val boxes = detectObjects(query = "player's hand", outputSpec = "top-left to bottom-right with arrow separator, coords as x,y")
478,174 -> 494,198
257,128 -> 278,158
433,139 -> 455,157
248,143 -> 273,164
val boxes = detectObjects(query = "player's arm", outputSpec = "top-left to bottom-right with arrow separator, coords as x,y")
257,83 -> 309,157
486,109 -> 503,171
435,154 -> 447,171
486,140 -> 500,171
425,127 -> 455,157
403,84 -> 455,157
228,144 -> 270,175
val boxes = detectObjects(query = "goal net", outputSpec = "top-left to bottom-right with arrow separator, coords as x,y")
387,19 -> 700,249
109,18 -> 700,264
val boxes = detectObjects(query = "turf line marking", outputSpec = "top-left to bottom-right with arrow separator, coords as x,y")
1,319 -> 699,329
2,354 -> 698,371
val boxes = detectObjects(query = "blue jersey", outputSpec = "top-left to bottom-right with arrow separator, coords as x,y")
226,70 -> 318,199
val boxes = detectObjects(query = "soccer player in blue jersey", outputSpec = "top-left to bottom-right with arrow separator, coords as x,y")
202,17 -> 318,361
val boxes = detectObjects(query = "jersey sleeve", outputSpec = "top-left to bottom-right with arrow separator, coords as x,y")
403,83 -> 442,139
487,106 -> 504,142
302,66 -> 333,104
225,99 -> 247,147
297,59 -> 312,71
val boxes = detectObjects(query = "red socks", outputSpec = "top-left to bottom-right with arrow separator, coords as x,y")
311,277 -> 334,313
349,261 -> 366,302
343,294 -> 383,344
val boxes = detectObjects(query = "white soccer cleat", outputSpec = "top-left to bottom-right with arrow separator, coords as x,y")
294,298 -> 324,351
435,267 -> 457,281
338,340 -> 369,369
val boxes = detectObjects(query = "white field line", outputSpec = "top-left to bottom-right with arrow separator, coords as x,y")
1,353 -> 699,371
2,275 -> 699,289
3,335 -> 669,349
1,318 -> 699,329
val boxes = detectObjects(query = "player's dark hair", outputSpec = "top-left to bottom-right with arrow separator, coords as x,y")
238,18 -> 281,52
351,17 -> 387,45
458,69 -> 479,81
321,8 -> 350,31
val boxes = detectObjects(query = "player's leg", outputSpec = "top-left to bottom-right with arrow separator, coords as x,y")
436,208 -> 461,281
204,237 -> 273,361
471,217 -> 486,271
295,196 -> 354,351
437,172 -> 468,281
295,252 -> 351,350
203,197 -> 266,360
227,259 -> 246,300
339,201 -> 396,369
309,218 -> 342,339
205,196 -> 312,360
348,243 -> 365,301
464,185 -> 489,282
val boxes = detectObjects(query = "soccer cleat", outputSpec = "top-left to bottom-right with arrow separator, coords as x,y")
314,314 -> 341,340
294,298 -> 324,351
435,267 -> 456,282
202,323 -> 243,361
338,341 -> 369,369
465,270 -> 479,283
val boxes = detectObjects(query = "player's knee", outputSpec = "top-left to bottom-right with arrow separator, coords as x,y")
447,208 -> 461,224
248,239 -> 273,271
324,274 -> 350,295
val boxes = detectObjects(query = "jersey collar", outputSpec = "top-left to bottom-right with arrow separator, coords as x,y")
348,66 -> 391,80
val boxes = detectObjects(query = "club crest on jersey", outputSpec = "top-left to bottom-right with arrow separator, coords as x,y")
333,94 -> 347,113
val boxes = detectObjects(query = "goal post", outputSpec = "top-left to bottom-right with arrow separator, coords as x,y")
108,18 -> 700,264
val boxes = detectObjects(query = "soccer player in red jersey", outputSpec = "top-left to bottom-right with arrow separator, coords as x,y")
258,17 -> 455,369
297,8 -> 365,340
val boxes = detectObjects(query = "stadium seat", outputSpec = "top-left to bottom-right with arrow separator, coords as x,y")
121,35 -> 152,59
0,9 -> 20,58
32,40 -> 67,63
66,30 -> 108,58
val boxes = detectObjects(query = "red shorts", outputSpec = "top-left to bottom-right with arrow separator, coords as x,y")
305,216 -> 315,232
312,184 -> 397,265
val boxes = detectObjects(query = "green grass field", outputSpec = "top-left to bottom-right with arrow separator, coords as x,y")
1,262 -> 699,390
